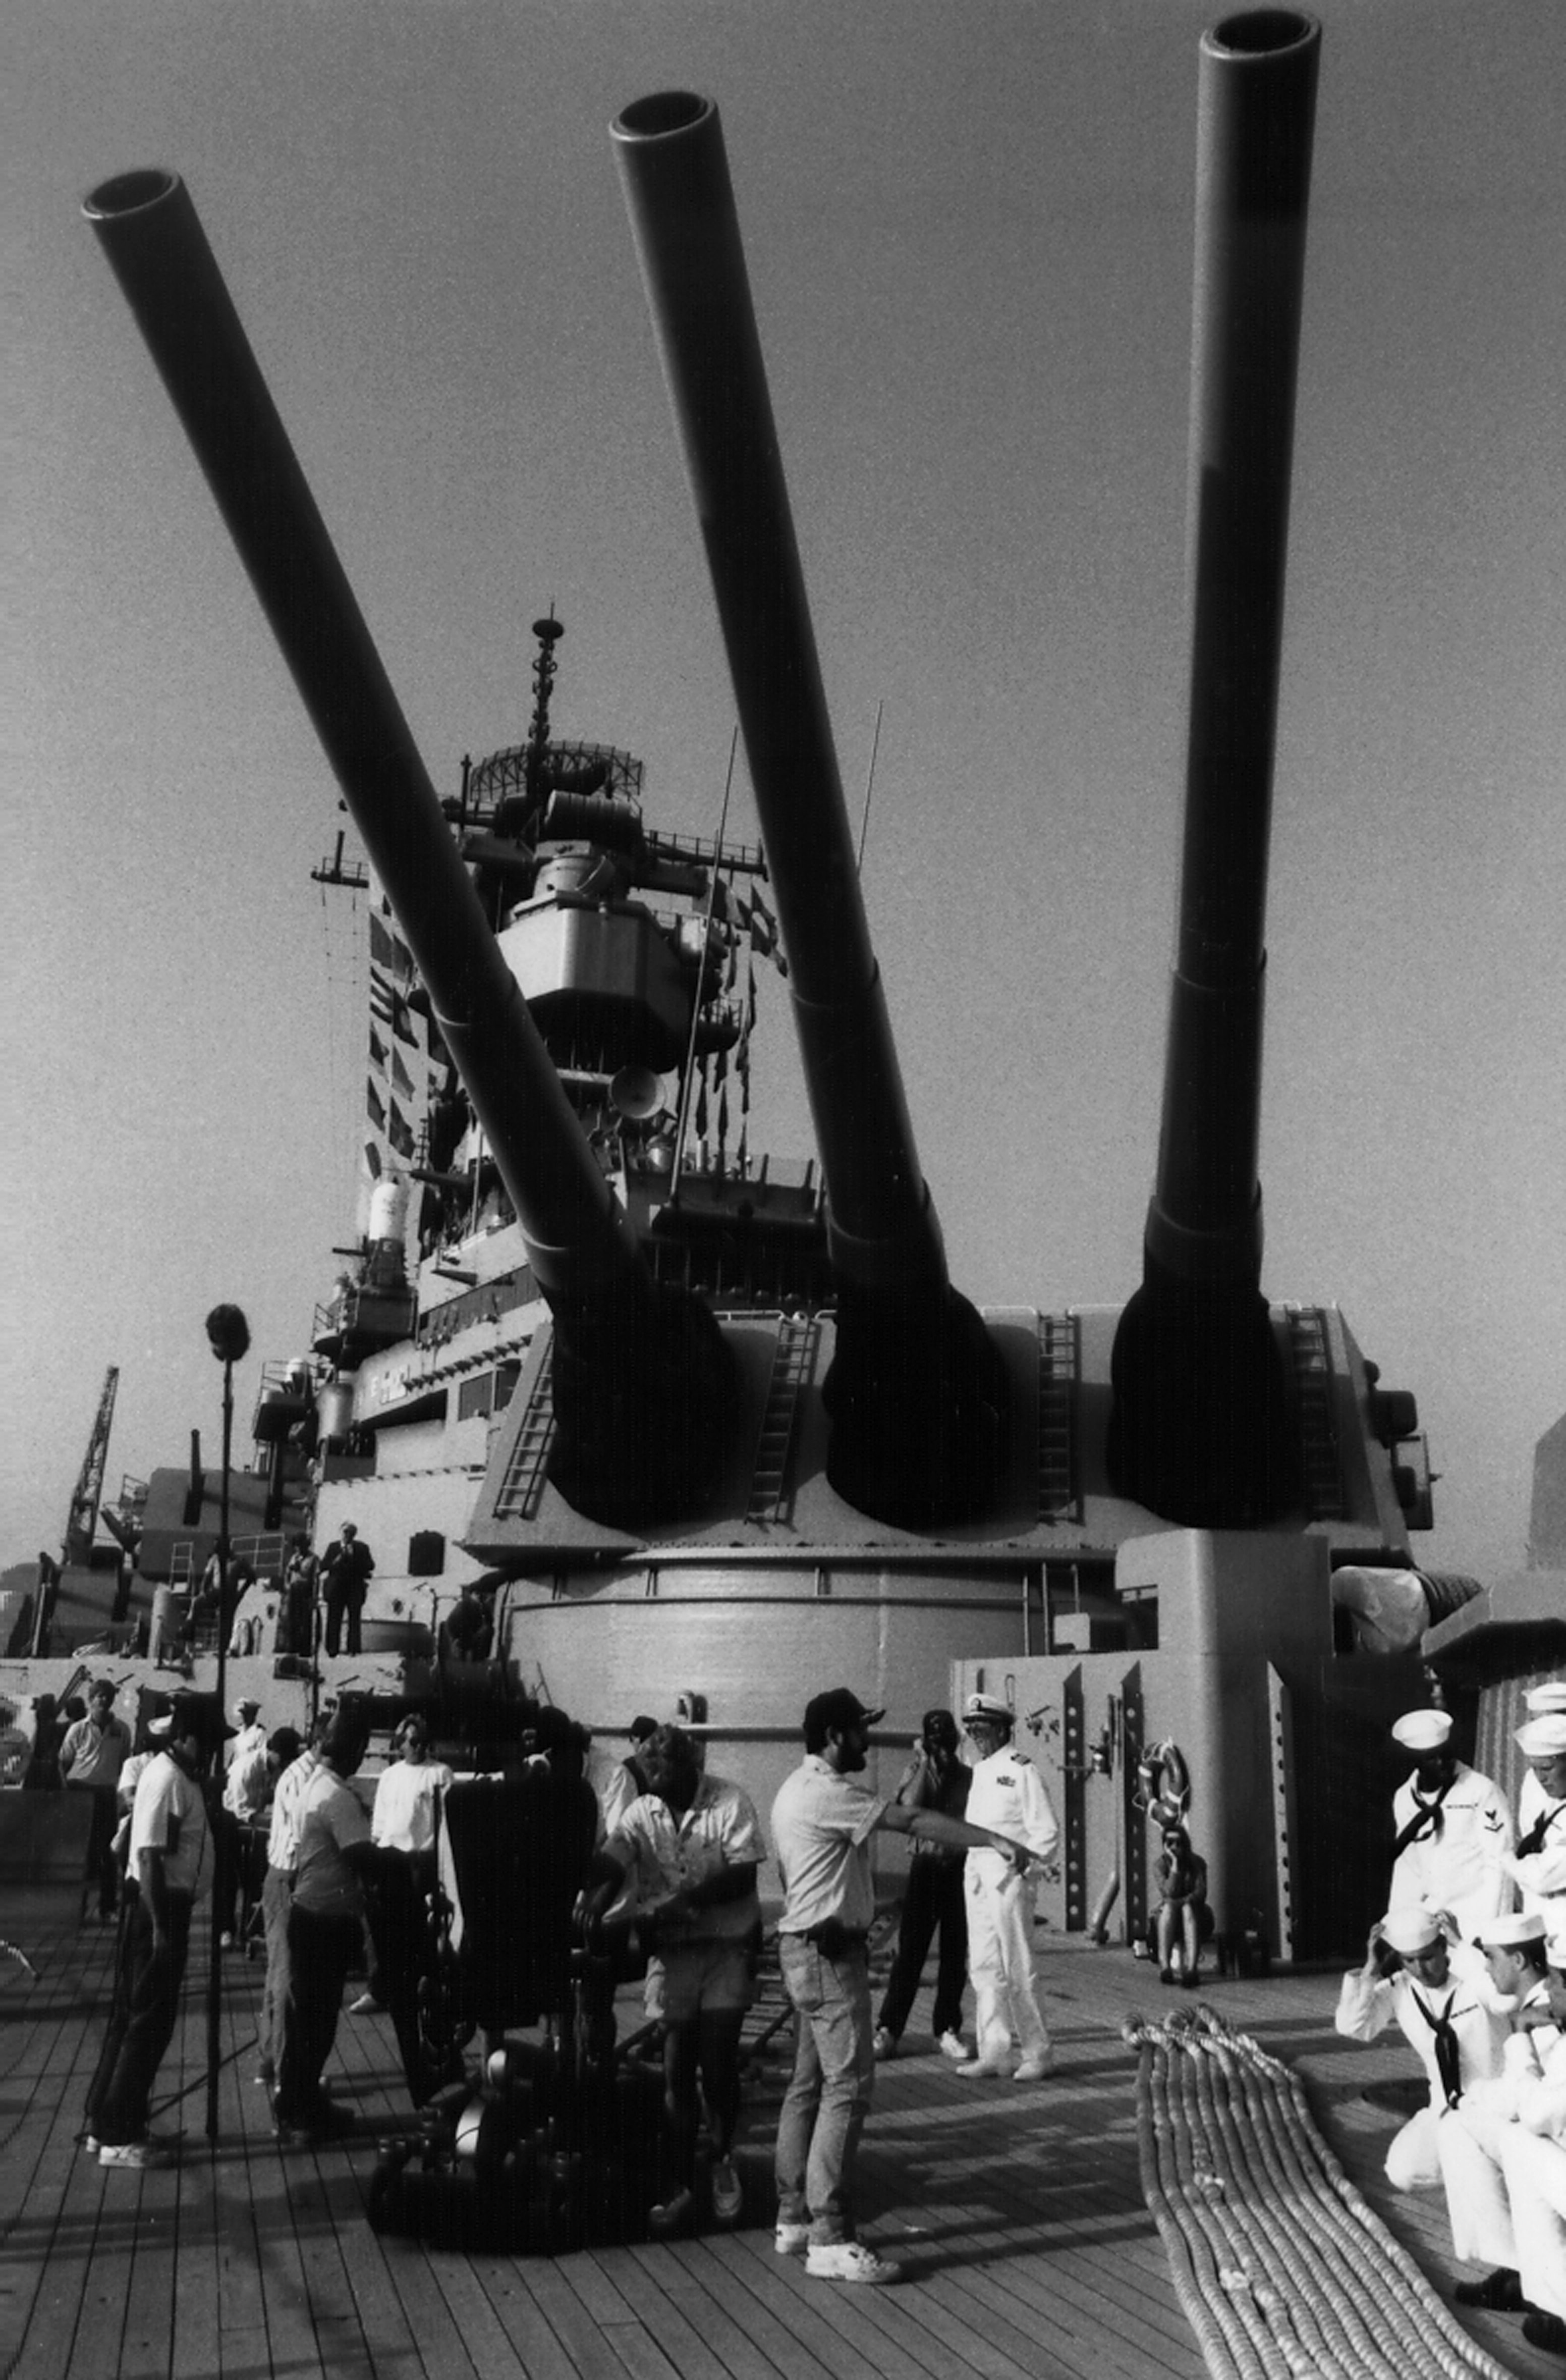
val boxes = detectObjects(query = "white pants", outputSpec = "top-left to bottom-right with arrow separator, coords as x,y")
1386,2103 -> 1443,2191
1436,2100 -> 1518,2268
965,1868 -> 1049,2065
1500,2129 -> 1566,2318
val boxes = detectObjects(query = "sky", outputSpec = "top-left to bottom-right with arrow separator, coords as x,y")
6,1 -> 1562,1587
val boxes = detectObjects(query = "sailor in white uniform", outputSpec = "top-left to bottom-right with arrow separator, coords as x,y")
1333,1903 -> 1506,2189
955,1692 -> 1059,2081
1436,1909 -> 1566,2320
1387,1707 -> 1513,1942
1508,1714 -> 1566,1925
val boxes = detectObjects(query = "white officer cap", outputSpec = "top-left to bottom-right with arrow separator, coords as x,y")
1391,1709 -> 1451,1753
963,1692 -> 1013,1726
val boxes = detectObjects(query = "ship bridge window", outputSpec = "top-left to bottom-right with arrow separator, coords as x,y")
457,1362 -> 522,1423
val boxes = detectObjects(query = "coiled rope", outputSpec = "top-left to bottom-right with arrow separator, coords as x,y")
1127,2004 -> 1516,2380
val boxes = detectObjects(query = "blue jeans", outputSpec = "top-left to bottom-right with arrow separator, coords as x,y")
774,1935 -> 875,2245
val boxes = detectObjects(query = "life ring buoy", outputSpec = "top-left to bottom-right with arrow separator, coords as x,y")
1135,1738 -> 1191,1825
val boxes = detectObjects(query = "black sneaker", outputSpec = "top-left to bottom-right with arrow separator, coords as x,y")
1453,2268 -> 1526,2311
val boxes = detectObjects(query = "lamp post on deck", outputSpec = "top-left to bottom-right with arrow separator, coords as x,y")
203,1302 -> 250,2144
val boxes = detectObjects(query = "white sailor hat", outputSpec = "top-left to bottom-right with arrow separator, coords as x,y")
963,1692 -> 1014,1726
1381,1907 -> 1443,1958
1516,1716 -> 1566,1759
1525,1683 -> 1566,1715
1391,1709 -> 1452,1753
146,1712 -> 175,1738
1547,1926 -> 1566,1972
1478,1910 -> 1547,1950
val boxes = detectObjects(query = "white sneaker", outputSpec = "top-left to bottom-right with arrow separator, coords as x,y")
99,2139 -> 173,2170
937,2031 -> 967,2062
806,2240 -> 898,2285
872,2026 -> 896,2061
955,2058 -> 1010,2077
1014,2050 -> 1056,2081
775,2220 -> 811,2257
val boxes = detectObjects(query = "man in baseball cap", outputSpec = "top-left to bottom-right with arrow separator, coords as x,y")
1387,1708 -> 1514,1941
769,1688 -> 1037,2287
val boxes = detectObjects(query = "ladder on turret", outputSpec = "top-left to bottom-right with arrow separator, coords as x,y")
747,1315 -> 818,1523
1037,1311 -> 1080,1524
493,1341 -> 557,1521
1285,1305 -> 1345,1520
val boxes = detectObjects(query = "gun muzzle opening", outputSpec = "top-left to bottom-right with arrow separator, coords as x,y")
1207,12 -> 1318,62
84,169 -> 180,223
613,93 -> 712,144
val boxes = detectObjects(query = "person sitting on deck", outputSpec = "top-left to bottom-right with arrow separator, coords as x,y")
581,1723 -> 765,2238
1434,1908 -> 1566,2347
1334,1904 -> 1507,2195
1153,1822 -> 1215,1988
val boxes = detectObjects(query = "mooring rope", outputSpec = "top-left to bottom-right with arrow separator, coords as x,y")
1127,2005 -> 1517,2380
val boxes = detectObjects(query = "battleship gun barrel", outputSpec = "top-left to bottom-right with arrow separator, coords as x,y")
612,93 -> 933,1285
1109,13 -> 1320,1525
84,169 -> 733,1521
613,94 -> 1005,1523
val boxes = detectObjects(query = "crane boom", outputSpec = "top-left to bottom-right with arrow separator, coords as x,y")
64,1367 -> 119,1565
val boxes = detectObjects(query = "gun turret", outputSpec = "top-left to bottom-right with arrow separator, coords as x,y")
84,170 -> 733,1526
612,94 -> 1006,1526
1108,13 -> 1320,1526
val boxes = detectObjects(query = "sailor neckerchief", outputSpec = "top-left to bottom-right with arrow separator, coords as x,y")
1392,1771 -> 1458,1859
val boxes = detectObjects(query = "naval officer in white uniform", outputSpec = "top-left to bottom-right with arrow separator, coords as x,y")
955,1691 -> 1059,2081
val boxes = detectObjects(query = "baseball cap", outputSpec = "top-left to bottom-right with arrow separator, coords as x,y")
802,1688 -> 884,1747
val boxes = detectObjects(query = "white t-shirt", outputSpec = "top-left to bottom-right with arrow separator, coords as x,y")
371,1757 -> 454,1854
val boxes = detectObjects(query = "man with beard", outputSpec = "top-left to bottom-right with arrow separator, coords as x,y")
770,1688 -> 1038,2285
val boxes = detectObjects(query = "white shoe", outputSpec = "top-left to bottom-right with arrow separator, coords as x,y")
936,2031 -> 967,2062
1014,2050 -> 1056,2081
775,2221 -> 811,2257
872,2026 -> 896,2061
955,2058 -> 1010,2078
99,2139 -> 173,2170
806,2241 -> 898,2285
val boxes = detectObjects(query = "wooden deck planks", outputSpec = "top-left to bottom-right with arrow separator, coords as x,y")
2,1912 -> 1552,2380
